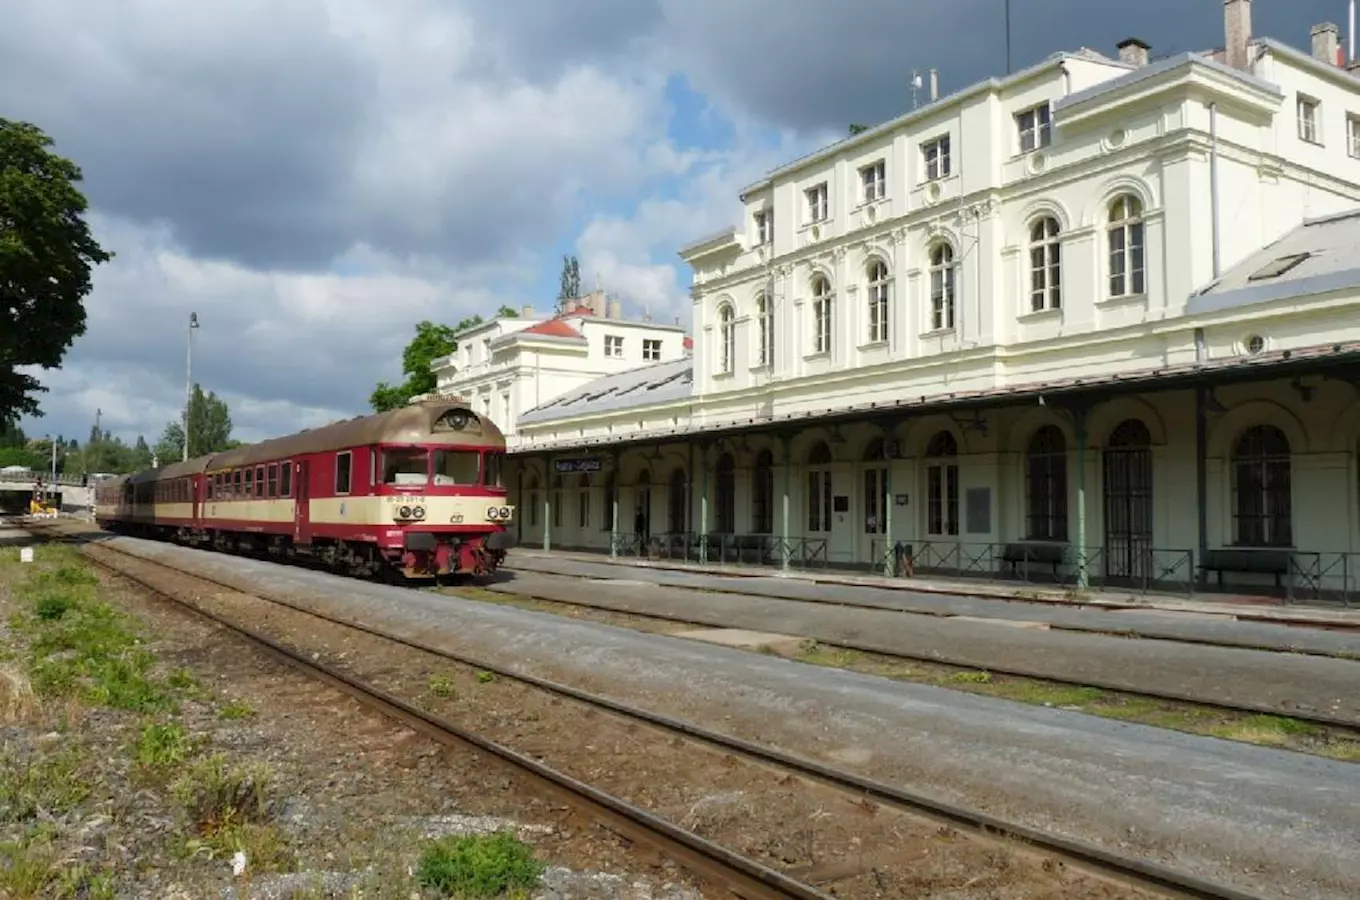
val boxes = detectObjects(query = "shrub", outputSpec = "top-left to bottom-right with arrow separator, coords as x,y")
415,831 -> 543,898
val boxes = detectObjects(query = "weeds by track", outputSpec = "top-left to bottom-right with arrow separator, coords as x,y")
32,524 -> 1287,900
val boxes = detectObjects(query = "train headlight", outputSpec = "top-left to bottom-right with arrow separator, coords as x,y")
413,506 -> 426,520
498,506 -> 512,520
486,506 -> 500,519
399,505 -> 412,520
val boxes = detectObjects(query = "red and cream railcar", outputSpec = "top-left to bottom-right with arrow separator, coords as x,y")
95,400 -> 514,579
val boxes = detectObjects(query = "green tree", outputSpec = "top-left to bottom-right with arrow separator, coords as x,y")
0,119 -> 113,424
496,304 -> 518,318
0,420 -> 25,447
153,384 -> 234,462
369,316 -> 482,413
129,435 -> 153,471
0,446 -> 42,469
557,255 -> 581,308
848,123 -> 869,135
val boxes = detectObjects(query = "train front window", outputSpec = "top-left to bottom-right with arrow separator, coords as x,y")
383,448 -> 429,487
483,452 -> 503,488
433,450 -> 480,486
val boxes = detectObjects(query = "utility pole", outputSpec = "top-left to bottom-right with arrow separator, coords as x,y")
183,312 -> 199,461
1004,0 -> 1013,75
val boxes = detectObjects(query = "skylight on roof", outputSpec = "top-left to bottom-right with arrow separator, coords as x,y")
1247,252 -> 1311,281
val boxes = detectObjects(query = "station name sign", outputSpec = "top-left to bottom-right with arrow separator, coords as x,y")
554,457 -> 603,473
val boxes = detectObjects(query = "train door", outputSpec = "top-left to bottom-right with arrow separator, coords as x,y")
191,475 -> 201,528
294,460 -> 312,544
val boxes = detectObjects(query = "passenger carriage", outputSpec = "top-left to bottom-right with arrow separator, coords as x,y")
94,400 -> 513,579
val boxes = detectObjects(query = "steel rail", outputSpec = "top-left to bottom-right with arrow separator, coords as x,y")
63,537 -> 831,900
492,567 -> 1360,731
54,531 -> 1280,900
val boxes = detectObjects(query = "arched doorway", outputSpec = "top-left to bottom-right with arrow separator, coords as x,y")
635,469 -> 652,543
1104,418 -> 1152,580
715,453 -> 736,534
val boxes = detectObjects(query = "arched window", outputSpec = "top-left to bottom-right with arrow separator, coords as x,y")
1025,425 -> 1068,540
929,244 -> 957,331
925,431 -> 959,536
1108,194 -> 1145,298
715,453 -> 736,534
751,449 -> 774,534
1232,425 -> 1292,547
811,274 -> 833,355
668,467 -> 688,535
1029,216 -> 1062,312
807,440 -> 833,533
528,475 -> 540,528
577,473 -> 591,529
717,303 -> 735,374
755,292 -> 773,369
867,260 -> 890,343
551,475 -> 563,529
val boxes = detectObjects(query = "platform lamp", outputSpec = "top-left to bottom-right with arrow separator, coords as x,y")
183,312 -> 199,462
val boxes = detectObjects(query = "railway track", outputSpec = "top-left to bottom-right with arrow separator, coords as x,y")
494,566 -> 1360,732
28,524 -> 1282,900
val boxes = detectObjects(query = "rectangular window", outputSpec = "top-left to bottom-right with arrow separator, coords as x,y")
642,338 -> 662,361
923,135 -> 951,180
233,470 -> 242,498
281,461 -> 293,498
434,449 -> 480,485
813,298 -> 831,354
754,209 -> 772,244
604,335 -> 623,358
382,447 -> 429,487
1016,103 -> 1052,152
1297,94 -> 1320,143
805,182 -> 828,222
860,160 -> 885,202
483,452 -> 503,487
244,468 -> 254,498
1348,114 -> 1360,158
255,467 -> 264,497
267,464 -> 278,498
335,451 -> 352,495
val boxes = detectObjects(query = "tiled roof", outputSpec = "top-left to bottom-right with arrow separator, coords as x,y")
518,358 -> 693,425
520,319 -> 586,340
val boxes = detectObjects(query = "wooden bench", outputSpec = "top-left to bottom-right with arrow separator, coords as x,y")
1001,542 -> 1070,578
1200,548 -> 1292,588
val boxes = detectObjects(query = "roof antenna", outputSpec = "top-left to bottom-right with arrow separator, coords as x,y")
910,70 -> 923,108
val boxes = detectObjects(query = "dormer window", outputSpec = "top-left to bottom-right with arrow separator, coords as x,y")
1017,103 -> 1052,153
805,183 -> 828,223
754,209 -> 772,244
923,136 -> 951,181
860,160 -> 885,203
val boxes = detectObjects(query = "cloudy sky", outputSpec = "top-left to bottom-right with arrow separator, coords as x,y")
5,0 -> 1345,446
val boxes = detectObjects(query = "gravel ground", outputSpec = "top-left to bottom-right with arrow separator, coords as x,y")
506,552 -> 1360,658
82,539 -> 1167,900
489,568 -> 1360,725
0,527 -> 709,900
100,533 -> 1360,900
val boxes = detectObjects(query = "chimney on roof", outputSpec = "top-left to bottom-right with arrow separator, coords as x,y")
1312,22 -> 1341,65
608,298 -> 622,319
1117,37 -> 1151,68
928,69 -> 939,101
1224,0 -> 1252,70
521,304 -> 533,317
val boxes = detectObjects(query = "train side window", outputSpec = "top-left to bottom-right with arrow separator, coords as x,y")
267,464 -> 278,498
335,451 -> 353,495
255,466 -> 264,495
483,452 -> 503,487
233,470 -> 241,498
246,469 -> 255,498
281,461 -> 292,498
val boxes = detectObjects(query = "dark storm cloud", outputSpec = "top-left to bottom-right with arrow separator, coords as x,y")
656,0 -> 1347,132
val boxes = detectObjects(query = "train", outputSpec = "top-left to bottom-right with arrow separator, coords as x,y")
94,398 -> 515,580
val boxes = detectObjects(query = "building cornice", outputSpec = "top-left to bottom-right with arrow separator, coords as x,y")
1257,37 -> 1360,93
679,228 -> 744,264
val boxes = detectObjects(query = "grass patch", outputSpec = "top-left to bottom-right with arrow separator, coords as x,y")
429,673 -> 457,698
476,670 -> 496,685
415,831 -> 544,898
173,753 -> 294,871
0,825 -> 116,899
218,698 -> 254,720
136,721 -> 191,769
0,748 -> 92,824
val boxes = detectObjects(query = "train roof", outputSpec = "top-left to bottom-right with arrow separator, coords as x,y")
205,399 -> 504,471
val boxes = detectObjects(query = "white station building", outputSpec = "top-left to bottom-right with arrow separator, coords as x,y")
492,2 -> 1360,600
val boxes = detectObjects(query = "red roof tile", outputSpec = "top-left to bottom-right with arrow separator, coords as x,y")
521,319 -> 585,339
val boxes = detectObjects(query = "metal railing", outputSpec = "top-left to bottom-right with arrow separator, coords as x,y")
608,531 -> 829,570
1287,553 -> 1360,608
868,540 -> 1196,597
